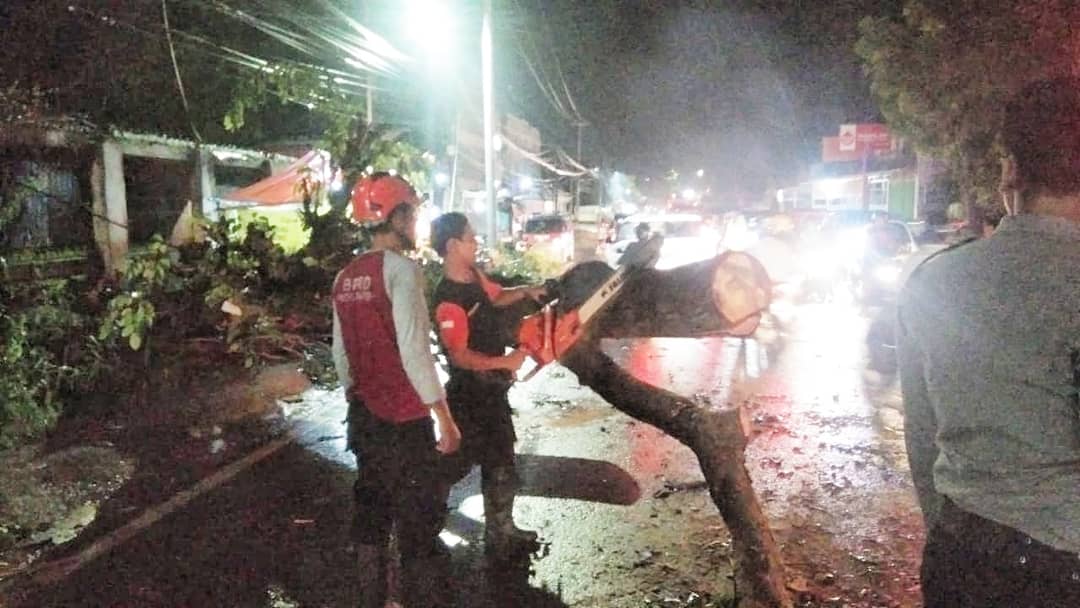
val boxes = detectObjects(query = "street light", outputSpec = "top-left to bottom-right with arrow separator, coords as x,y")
405,0 -> 455,62
481,0 -> 497,247
696,169 -> 705,178
402,0 -> 496,245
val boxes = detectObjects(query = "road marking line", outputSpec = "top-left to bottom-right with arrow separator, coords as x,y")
0,432 -> 295,591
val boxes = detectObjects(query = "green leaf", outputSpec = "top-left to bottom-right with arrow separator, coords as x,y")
129,333 -> 142,351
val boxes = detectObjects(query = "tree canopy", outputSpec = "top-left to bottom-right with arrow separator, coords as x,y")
857,0 -> 1080,212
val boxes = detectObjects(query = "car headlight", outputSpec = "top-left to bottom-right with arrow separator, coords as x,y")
873,263 -> 902,285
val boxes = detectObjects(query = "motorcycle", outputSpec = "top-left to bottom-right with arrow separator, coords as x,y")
865,302 -> 898,375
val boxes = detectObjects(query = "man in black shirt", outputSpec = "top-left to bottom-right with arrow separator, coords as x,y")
430,212 -> 547,560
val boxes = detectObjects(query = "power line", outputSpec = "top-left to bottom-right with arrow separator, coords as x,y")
161,0 -> 202,142
188,0 -> 405,76
67,4 -> 382,105
501,138 -> 589,177
508,0 -> 587,126
51,5 -> 404,131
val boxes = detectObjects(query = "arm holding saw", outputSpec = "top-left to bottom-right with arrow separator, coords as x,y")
435,271 -> 547,374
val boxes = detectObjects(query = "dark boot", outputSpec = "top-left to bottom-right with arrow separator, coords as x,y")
401,548 -> 455,608
482,467 -> 539,560
354,543 -> 388,608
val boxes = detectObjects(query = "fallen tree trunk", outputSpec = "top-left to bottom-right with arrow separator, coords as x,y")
593,258 -> 740,338
553,257 -> 792,608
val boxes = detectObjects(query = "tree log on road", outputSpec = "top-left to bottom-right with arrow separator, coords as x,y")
552,256 -> 792,608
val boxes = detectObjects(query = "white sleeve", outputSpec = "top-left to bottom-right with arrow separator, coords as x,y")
331,303 -> 352,394
385,252 -> 445,404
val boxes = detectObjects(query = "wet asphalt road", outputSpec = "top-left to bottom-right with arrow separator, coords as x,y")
5,227 -> 924,607
6,290 -> 924,608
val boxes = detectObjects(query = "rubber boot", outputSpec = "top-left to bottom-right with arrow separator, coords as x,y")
401,548 -> 455,608
354,543 -> 388,608
482,467 -> 539,560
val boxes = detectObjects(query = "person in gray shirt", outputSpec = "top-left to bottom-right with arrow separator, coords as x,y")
898,77 -> 1080,607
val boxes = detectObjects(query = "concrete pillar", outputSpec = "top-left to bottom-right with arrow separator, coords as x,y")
89,155 -> 113,274
101,140 -> 129,270
195,147 -> 217,220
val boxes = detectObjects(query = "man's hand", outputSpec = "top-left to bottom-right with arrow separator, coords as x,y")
525,285 -> 548,302
430,400 -> 461,455
502,348 -> 528,372
436,417 -> 461,455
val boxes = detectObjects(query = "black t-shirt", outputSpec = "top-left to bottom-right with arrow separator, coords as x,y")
433,271 -> 513,385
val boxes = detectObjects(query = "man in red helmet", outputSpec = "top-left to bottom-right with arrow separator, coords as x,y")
332,173 -> 461,608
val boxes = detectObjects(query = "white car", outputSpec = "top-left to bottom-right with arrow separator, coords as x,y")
603,213 -> 721,270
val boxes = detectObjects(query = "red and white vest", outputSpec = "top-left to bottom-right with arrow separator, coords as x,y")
333,251 -> 428,423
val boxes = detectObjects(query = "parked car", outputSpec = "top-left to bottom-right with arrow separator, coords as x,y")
516,214 -> 575,261
602,212 -> 721,270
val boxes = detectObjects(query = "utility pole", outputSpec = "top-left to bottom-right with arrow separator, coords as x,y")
481,0 -> 497,247
448,111 -> 460,212
366,85 -> 374,126
363,1 -> 374,125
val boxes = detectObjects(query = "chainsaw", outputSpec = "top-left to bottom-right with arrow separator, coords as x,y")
514,236 -> 664,381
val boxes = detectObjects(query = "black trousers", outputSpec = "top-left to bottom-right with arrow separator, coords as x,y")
921,499 -> 1080,608
347,400 -> 449,559
441,377 -> 517,484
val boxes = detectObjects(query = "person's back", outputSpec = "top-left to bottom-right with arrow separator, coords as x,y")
901,224 -> 1080,545
898,77 -> 1080,608
331,174 -> 460,608
617,222 -> 658,268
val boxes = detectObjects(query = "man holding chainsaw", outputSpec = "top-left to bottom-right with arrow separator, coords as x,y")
430,212 -> 548,560
332,174 -> 461,608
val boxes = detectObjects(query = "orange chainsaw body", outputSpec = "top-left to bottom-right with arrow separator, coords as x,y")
516,305 -> 583,372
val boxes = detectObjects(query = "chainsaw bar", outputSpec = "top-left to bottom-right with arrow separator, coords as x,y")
516,236 -> 664,381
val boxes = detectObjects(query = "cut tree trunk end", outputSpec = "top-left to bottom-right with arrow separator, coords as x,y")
554,257 -> 792,608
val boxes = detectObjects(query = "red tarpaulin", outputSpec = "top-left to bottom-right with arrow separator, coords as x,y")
223,150 -> 338,206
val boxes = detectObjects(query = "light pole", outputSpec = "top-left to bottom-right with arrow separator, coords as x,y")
362,1 -> 374,125
403,0 -> 494,241
481,0 -> 497,247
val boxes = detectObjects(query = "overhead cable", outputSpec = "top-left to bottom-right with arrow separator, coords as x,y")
161,0 -> 202,142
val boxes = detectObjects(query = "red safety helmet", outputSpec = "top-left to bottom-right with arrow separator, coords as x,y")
351,173 -> 420,224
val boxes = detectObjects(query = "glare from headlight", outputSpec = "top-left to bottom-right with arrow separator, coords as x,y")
803,250 -> 839,279
873,264 -> 902,285
840,228 -> 867,257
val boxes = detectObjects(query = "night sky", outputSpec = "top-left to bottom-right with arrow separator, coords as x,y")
505,0 -> 902,196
